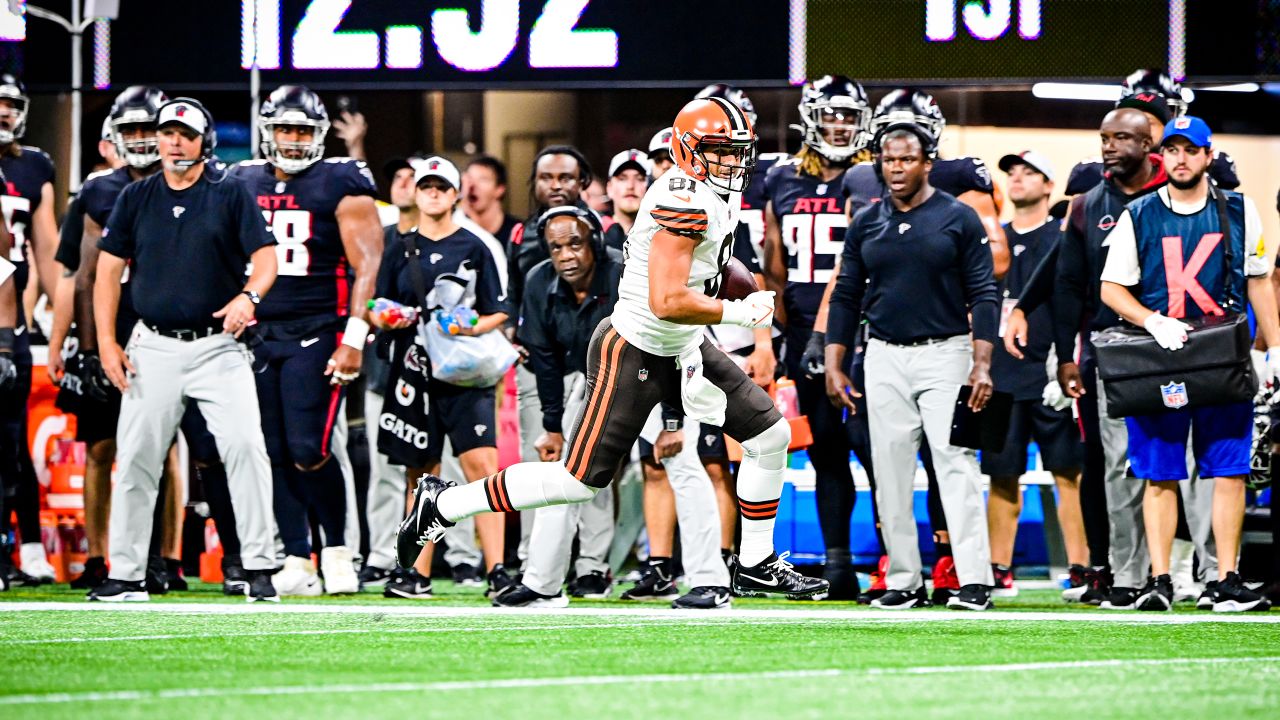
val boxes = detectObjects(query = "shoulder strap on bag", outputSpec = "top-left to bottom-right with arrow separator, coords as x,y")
1211,183 -> 1237,311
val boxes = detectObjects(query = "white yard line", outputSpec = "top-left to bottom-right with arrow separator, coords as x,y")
2,601 -> 1279,624
0,656 -> 1277,706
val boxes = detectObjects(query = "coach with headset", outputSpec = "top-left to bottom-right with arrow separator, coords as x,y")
90,98 -> 281,602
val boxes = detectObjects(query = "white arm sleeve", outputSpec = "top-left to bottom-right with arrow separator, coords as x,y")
1243,196 -> 1269,278
1099,210 -> 1141,286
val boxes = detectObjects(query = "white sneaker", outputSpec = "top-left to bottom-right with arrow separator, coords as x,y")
320,546 -> 359,595
272,556 -> 322,596
20,543 -> 56,583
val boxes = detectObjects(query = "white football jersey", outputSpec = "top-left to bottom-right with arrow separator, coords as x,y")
612,167 -> 741,357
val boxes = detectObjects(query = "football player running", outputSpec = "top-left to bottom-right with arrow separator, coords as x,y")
762,75 -> 871,599
399,97 -> 829,600
229,86 -> 383,595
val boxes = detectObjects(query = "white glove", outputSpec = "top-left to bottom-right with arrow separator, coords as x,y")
1142,312 -> 1191,351
720,290 -> 775,330
1042,380 -> 1073,411
1267,347 -> 1280,387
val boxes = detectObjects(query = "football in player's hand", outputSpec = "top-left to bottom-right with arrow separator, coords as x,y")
717,257 -> 759,301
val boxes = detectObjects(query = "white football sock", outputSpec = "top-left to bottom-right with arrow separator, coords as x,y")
436,462 -> 597,523
735,418 -> 791,567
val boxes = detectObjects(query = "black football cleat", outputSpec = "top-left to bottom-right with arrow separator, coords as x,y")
1195,581 -> 1218,610
621,559 -> 679,601
1100,586 -> 1141,610
731,552 -> 829,600
384,568 -> 433,599
87,578 -> 150,602
491,582 -> 568,608
870,586 -> 931,610
71,557 -> 109,590
1136,575 -> 1173,612
486,564 -> 516,599
946,584 -> 993,611
396,474 -> 455,569
568,570 -> 612,599
221,557 -> 250,596
672,586 -> 732,610
246,570 -> 280,603
359,564 -> 393,589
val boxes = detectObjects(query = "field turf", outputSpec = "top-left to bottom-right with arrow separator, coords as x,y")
2,582 -> 1277,719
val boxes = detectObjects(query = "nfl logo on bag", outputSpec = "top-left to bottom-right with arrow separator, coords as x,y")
1160,381 -> 1189,409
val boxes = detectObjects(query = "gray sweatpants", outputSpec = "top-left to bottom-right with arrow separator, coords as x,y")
110,327 -> 275,580
1096,374 -> 1218,588
516,363 -> 542,562
866,336 -> 993,590
521,373 -> 616,595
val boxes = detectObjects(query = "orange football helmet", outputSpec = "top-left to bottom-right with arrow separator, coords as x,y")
671,97 -> 757,193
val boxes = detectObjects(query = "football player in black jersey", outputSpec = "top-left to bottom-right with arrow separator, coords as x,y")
1064,70 -> 1240,196
0,236 -> 13,590
0,73 -> 59,583
229,86 -> 384,596
762,75 -> 871,599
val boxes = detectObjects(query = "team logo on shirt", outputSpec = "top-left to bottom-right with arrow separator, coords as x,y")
1013,244 -> 1026,256
1097,214 -> 1116,231
686,365 -> 697,379
172,206 -> 185,219
474,424 -> 487,436
898,223 -> 910,235
429,253 -> 443,264
1160,381 -> 1188,409
638,369 -> 649,382
394,379 -> 416,406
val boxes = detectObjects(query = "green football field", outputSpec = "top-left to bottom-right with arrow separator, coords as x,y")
2,582 -> 1278,720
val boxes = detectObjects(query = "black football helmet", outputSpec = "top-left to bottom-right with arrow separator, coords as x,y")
1119,69 -> 1187,120
108,86 -> 169,169
796,75 -> 871,162
696,84 -> 758,126
0,73 -> 28,145
867,89 -> 946,159
259,85 -> 330,173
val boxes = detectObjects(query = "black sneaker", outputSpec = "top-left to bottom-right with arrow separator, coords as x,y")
1080,566 -> 1113,606
491,582 -> 569,608
1196,581 -> 1218,610
822,549 -> 860,601
568,570 -> 612,599
621,559 -> 679,601
870,586 -> 931,610
396,474 -> 455,569
71,557 -> 109,590
486,564 -> 515,599
145,556 -> 169,595
731,553 -> 830,600
358,565 -> 393,588
87,578 -> 149,602
222,557 -> 249,596
247,571 -> 280,603
947,584 -> 993,611
1212,572 -> 1272,613
1061,564 -> 1090,602
384,568 -> 433,599
1262,580 -> 1280,606
673,586 -> 732,609
450,563 -> 484,588
165,559 -> 188,592
1100,586 -> 1141,610
1136,575 -> 1173,611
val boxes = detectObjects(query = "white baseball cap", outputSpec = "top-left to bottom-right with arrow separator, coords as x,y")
998,150 -> 1056,182
156,101 -> 208,135
412,155 -> 460,191
648,127 -> 674,158
608,148 -> 652,178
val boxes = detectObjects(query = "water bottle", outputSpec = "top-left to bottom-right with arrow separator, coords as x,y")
773,377 -> 800,419
434,306 -> 480,336
367,298 -> 419,326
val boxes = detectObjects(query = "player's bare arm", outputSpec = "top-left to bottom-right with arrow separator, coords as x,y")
75,215 -> 105,353
328,193 -> 384,381
761,201 -> 787,326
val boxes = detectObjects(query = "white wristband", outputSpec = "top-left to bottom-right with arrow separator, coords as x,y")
342,317 -> 370,351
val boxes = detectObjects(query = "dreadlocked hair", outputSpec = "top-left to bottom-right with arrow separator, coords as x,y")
795,145 -> 873,179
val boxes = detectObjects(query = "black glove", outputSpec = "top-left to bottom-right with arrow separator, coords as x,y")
77,352 -> 114,403
0,352 -> 15,392
801,331 -> 826,377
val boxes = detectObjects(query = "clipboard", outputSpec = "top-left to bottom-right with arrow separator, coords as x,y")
949,386 -> 1013,452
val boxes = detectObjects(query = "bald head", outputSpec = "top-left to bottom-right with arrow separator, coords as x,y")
1099,107 -> 1153,179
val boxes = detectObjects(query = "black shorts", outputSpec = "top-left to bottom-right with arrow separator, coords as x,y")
425,380 -> 496,462
637,423 -> 729,464
73,389 -> 122,445
254,331 -> 346,468
565,319 -> 782,489
980,399 -> 1083,477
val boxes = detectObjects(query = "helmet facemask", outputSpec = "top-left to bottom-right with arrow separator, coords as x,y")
111,106 -> 161,169
0,93 -> 28,145
800,97 -> 871,163
686,135 -> 756,194
260,112 -> 329,174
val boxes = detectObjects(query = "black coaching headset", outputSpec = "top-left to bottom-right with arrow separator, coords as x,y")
535,205 -> 606,257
